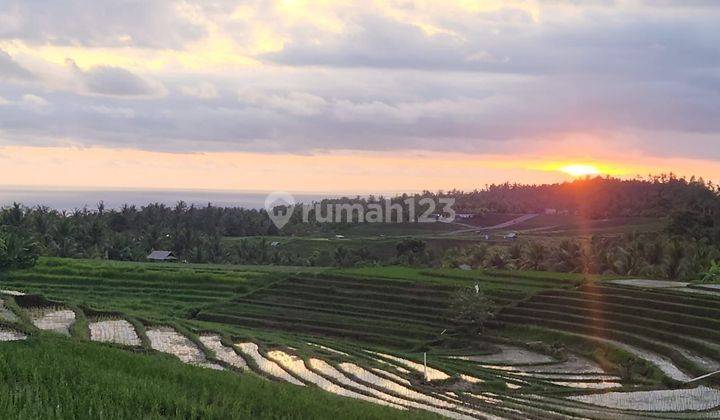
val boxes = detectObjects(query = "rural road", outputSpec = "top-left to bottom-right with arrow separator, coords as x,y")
444,213 -> 539,236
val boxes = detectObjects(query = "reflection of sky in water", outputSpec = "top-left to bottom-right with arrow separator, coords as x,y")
0,188 -> 336,210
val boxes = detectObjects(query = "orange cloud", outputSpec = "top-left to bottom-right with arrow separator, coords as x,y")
2,146 -> 719,194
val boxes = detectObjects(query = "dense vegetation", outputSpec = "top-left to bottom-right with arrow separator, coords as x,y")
0,229 -> 38,270
442,232 -> 720,282
0,175 -> 717,273
451,174 -> 719,218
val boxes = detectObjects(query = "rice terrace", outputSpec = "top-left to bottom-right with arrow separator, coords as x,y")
1,242 -> 719,418
2,1 -> 720,419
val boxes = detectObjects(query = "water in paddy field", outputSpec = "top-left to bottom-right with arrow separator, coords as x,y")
0,188 -> 338,210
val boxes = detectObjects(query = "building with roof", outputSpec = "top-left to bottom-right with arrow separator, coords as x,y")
146,250 -> 177,262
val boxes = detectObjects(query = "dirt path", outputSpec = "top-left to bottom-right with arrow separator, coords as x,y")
443,214 -> 539,236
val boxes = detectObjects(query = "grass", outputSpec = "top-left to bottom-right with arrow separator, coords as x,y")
195,267 -> 583,350
1,256 -> 718,417
0,258 -> 584,351
0,258 -> 283,321
0,335 -> 436,419
224,234 -> 504,261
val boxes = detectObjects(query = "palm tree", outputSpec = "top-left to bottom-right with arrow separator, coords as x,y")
612,242 -> 645,276
644,238 -> 665,266
523,242 -> 546,271
0,231 -> 39,269
51,214 -> 76,258
664,240 -> 686,280
488,251 -> 508,269
467,244 -> 488,268
554,240 -> 582,272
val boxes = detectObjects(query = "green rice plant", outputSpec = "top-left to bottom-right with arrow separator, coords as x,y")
68,304 -> 89,341
0,336 -> 436,419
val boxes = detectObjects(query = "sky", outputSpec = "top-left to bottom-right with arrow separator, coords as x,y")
0,0 -> 719,193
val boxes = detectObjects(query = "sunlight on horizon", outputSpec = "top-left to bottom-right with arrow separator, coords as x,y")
560,164 -> 603,177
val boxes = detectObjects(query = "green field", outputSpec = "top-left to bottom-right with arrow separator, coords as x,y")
1,258 -> 719,419
220,214 -> 668,268
0,335 -> 430,419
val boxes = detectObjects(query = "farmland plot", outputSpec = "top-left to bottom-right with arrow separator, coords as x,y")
566,333 -> 689,381
568,386 -> 720,412
28,307 -> 75,336
503,353 -> 605,374
4,259 -> 718,418
367,351 -> 450,381
307,342 -> 350,356
371,368 -> 412,385
337,363 -> 500,419
89,319 -> 141,346
0,329 -> 26,341
451,345 -> 555,365
267,350 -> 405,410
308,358 -> 442,413
235,342 -> 304,386
309,359 -> 496,419
146,327 -> 223,370
493,282 -> 720,381
0,299 -> 18,322
197,274 -> 459,348
198,334 -> 247,370
549,380 -> 621,389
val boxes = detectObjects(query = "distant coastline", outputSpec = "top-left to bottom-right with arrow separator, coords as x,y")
0,188 -> 340,210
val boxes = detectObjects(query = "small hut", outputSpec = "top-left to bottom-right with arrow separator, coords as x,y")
146,250 -> 177,262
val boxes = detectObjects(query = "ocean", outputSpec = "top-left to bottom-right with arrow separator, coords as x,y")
0,188 -> 340,210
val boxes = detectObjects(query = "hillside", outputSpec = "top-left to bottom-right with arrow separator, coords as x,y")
0,258 -> 718,418
0,335 -> 430,419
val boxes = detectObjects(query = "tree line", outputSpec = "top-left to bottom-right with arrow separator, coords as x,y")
0,175 -> 718,269
441,232 -> 719,282
0,201 -> 280,264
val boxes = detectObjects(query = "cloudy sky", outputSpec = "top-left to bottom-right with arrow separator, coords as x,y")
1,0 -> 719,193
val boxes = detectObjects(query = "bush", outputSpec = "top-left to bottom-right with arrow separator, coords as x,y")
450,286 -> 495,334
700,260 -> 720,284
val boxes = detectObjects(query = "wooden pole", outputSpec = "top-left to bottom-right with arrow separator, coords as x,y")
423,352 -> 428,382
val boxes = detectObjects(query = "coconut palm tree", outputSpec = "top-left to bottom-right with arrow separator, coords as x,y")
554,240 -> 582,272
522,242 -> 546,271
664,240 -> 687,280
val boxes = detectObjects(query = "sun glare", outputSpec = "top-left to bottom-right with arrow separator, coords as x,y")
560,164 -> 602,177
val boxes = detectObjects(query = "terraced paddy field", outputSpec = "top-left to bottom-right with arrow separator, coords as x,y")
492,281 -> 720,381
195,267 -> 583,349
0,258 -> 718,418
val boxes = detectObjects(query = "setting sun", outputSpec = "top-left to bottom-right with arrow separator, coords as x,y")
560,164 -> 602,177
